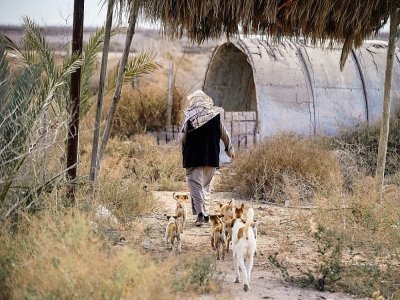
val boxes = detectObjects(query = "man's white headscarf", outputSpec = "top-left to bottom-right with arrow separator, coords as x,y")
181,90 -> 223,132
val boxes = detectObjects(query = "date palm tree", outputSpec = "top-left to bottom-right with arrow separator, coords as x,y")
0,18 -> 83,208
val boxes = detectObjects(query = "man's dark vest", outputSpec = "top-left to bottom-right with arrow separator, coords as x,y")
182,114 -> 221,168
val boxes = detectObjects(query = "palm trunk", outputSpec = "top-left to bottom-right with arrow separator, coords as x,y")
89,0 -> 114,185
375,1 -> 399,200
96,7 -> 137,173
66,0 -> 84,202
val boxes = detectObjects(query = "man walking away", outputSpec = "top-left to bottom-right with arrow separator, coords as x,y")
181,90 -> 235,227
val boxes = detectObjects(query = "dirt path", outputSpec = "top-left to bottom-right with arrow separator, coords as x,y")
126,189 -> 360,300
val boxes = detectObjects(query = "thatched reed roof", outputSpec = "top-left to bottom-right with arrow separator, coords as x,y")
135,0 -> 392,67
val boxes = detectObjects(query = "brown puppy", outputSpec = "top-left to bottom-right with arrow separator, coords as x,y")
173,192 -> 188,233
210,215 -> 227,260
165,215 -> 181,254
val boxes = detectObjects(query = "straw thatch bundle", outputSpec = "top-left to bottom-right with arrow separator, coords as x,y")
135,0 -> 393,67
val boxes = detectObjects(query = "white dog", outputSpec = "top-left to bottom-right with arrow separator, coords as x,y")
232,208 -> 256,292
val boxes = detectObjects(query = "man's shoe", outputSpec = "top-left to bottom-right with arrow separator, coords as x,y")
195,213 -> 204,227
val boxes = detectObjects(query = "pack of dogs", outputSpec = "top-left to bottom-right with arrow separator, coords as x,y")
165,194 -> 258,292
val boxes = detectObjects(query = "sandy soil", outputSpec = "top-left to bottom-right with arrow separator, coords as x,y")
116,172 -> 362,300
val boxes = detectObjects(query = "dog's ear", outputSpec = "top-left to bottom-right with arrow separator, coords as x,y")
228,199 -> 232,205
166,215 -> 172,220
183,195 -> 189,200
241,203 -> 245,209
219,203 -> 223,208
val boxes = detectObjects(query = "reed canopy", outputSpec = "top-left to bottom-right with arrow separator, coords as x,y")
135,0 -> 395,67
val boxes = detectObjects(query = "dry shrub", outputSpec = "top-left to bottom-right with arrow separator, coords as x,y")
173,255 -> 223,294
112,85 -> 184,138
327,118 -> 400,176
1,210 -> 175,300
220,135 -> 343,203
307,177 -> 400,297
101,135 -> 185,189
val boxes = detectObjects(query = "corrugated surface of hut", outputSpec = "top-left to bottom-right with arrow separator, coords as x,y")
204,38 -> 400,139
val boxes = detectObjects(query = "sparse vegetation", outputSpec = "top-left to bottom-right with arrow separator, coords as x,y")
112,85 -> 184,138
327,118 -> 400,176
219,135 -> 343,204
1,12 -> 400,300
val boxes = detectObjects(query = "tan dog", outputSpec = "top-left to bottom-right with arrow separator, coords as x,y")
165,215 -> 181,254
210,215 -> 227,260
219,199 -> 234,219
220,201 -> 246,254
173,192 -> 188,233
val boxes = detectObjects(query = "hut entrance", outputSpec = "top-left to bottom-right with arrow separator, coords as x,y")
204,42 -> 258,148
204,43 -> 257,112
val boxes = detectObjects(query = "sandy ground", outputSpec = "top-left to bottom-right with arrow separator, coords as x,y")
116,171 -> 362,300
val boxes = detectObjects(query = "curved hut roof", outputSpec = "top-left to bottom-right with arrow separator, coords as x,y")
203,38 -> 400,137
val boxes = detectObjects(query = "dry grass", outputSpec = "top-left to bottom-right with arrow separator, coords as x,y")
304,177 -> 400,297
76,134 -> 185,221
0,208 -> 223,299
1,210 -> 176,300
112,85 -> 184,138
326,118 -> 400,177
220,134 -> 399,298
219,135 -> 343,204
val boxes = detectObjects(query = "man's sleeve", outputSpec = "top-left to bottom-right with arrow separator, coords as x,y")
220,120 -> 234,157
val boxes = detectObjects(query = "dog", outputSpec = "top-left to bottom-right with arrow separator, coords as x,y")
165,215 -> 181,254
220,200 -> 245,254
232,207 -> 257,292
210,215 -> 227,260
219,199 -> 234,219
173,192 -> 188,233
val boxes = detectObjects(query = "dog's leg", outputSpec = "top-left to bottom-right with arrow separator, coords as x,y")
171,235 -> 175,254
221,237 -> 226,260
245,253 -> 254,285
182,212 -> 186,233
238,255 -> 249,292
216,238 -> 220,260
233,252 -> 240,283
226,235 -> 231,254
177,235 -> 181,254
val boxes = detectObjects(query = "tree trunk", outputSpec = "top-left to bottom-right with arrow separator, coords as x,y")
66,0 -> 84,202
89,0 -> 114,186
375,1 -> 399,200
96,7 -> 137,173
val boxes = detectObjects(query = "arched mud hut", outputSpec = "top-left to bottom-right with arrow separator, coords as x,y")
204,38 -> 400,140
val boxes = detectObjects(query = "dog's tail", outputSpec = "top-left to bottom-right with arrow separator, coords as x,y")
173,192 -> 178,201
244,208 -> 254,239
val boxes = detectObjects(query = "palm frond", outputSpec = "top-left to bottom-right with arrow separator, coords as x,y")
22,17 -> 56,76
0,41 -> 11,112
105,52 -> 162,94
80,26 -> 121,116
0,63 -> 42,175
0,33 -> 26,66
